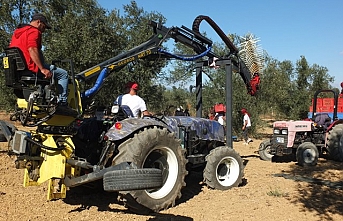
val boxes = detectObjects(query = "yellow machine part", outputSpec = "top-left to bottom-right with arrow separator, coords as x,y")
17,98 -> 76,126
23,133 -> 79,200
16,80 -> 83,126
19,79 -> 84,200
67,80 -> 82,113
43,80 -> 83,126
43,115 -> 76,126
17,98 -> 39,110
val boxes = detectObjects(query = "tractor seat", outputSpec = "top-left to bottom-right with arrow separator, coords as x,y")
4,47 -> 50,87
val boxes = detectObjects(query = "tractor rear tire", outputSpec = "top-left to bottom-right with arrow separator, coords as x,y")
103,168 -> 163,191
203,146 -> 243,190
112,127 -> 187,214
326,124 -> 343,162
258,139 -> 273,161
0,133 -> 5,142
296,142 -> 319,166
0,121 -> 16,142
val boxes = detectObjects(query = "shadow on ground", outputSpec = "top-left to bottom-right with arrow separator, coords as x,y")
176,171 -> 204,204
276,159 -> 343,221
62,172 -> 203,219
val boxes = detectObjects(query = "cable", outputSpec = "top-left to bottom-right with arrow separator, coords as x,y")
25,136 -> 65,151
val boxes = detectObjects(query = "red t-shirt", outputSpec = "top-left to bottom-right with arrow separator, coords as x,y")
9,25 -> 42,73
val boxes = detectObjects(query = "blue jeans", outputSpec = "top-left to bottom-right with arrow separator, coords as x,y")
44,64 -> 69,103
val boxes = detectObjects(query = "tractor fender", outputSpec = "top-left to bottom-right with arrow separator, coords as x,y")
327,119 -> 343,131
105,117 -> 169,141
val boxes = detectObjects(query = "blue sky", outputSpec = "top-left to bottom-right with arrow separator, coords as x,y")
97,0 -> 343,88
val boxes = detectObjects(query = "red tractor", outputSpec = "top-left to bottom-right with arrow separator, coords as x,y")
259,89 -> 343,166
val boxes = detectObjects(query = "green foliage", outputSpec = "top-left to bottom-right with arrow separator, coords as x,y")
0,75 -> 16,112
258,57 -> 296,118
159,86 -> 191,115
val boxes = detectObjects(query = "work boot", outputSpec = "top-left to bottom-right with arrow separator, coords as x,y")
55,103 -> 78,117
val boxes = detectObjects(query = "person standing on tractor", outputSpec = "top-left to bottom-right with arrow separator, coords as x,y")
9,13 -> 75,114
241,108 -> 252,145
114,82 -> 150,118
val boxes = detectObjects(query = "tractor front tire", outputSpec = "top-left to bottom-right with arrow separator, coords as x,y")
112,127 -> 187,214
203,146 -> 244,190
258,139 -> 273,161
326,124 -> 343,162
296,142 -> 319,166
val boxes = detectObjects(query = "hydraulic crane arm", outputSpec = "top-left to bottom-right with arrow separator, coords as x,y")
77,15 -> 260,101
76,21 -> 214,82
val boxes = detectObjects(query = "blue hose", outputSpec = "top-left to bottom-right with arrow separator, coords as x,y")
82,68 -> 108,98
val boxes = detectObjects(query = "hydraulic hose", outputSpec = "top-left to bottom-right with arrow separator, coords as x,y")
192,15 -> 261,96
192,15 -> 239,54
25,136 -> 65,151
82,68 -> 108,98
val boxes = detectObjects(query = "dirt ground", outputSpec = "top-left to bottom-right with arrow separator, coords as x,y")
1,113 -> 343,221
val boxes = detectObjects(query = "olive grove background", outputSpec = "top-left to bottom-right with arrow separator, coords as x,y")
0,0 -> 338,136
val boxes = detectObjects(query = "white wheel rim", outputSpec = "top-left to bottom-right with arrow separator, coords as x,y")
216,156 -> 240,187
303,148 -> 315,163
264,146 -> 274,158
145,146 -> 178,199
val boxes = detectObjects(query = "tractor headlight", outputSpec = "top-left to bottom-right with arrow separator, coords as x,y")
273,129 -> 280,134
281,129 -> 288,135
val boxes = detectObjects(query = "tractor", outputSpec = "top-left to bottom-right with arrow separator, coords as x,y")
258,89 -> 343,166
0,15 -> 260,213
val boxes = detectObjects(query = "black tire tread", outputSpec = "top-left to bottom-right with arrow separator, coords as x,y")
112,127 -> 187,213
0,133 -> 5,142
103,168 -> 162,191
296,142 -> 319,166
326,124 -> 343,162
258,139 -> 273,161
203,146 -> 243,190
0,121 -> 16,142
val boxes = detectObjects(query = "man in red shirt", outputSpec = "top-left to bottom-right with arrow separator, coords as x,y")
9,13 -> 76,115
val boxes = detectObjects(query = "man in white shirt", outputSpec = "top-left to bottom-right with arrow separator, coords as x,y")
241,108 -> 252,145
115,82 -> 150,118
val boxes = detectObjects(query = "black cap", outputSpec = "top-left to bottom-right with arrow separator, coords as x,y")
31,13 -> 52,29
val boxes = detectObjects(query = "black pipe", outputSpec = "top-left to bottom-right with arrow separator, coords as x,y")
25,136 -> 65,151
